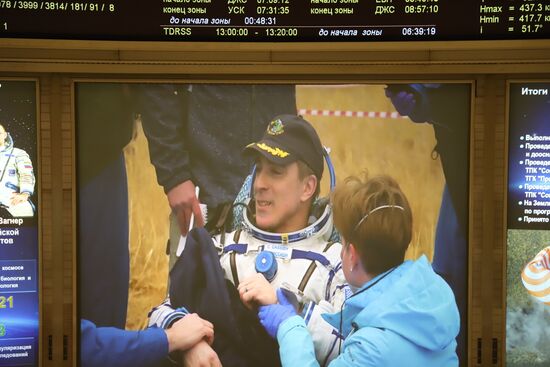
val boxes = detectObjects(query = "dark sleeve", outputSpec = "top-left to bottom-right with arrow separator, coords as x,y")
136,84 -> 193,193
385,83 -> 470,233
80,319 -> 168,367
76,83 -> 134,185
416,84 -> 470,234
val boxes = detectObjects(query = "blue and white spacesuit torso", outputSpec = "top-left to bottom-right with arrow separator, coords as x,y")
220,203 -> 346,363
150,202 -> 347,365
151,149 -> 346,364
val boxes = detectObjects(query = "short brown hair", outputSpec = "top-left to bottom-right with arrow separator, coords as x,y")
296,160 -> 321,200
331,174 -> 412,275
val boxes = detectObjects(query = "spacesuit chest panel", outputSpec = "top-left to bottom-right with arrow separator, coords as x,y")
220,233 -> 336,305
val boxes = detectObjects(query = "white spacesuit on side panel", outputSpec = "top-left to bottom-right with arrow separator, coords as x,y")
150,202 -> 347,364
0,133 -> 35,217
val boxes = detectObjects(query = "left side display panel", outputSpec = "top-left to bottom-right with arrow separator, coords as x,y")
0,80 -> 40,367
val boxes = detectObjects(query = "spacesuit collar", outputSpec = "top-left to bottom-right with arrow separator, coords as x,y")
243,203 -> 332,244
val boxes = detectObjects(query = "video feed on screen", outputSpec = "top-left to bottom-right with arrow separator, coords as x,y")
0,80 -> 39,367
76,82 -> 470,367
507,82 -> 550,367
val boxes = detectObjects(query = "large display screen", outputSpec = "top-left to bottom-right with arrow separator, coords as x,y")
506,81 -> 550,367
0,80 -> 39,367
2,0 -> 549,41
76,82 -> 470,366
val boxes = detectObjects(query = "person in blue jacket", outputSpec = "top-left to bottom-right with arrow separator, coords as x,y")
80,312 -> 218,367
258,174 -> 460,367
384,83 -> 469,366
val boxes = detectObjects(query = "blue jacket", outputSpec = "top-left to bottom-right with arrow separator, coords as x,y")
276,256 -> 459,367
80,319 -> 168,367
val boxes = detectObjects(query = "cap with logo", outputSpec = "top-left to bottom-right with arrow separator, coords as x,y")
244,114 -> 324,180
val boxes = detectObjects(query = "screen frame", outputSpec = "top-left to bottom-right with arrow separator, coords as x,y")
1,36 -> 547,367
71,77 -> 474,367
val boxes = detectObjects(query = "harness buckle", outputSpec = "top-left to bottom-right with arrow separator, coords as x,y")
245,244 -> 262,256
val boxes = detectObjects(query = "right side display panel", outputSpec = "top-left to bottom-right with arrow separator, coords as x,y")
507,82 -> 550,367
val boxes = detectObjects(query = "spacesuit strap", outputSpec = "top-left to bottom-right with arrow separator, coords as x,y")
291,250 -> 330,268
206,202 -> 233,239
0,146 -> 13,183
223,242 -> 258,286
233,229 -> 242,243
222,243 -> 248,254
228,230 -> 242,286
230,252 -> 239,287
297,242 -> 337,294
325,263 -> 343,301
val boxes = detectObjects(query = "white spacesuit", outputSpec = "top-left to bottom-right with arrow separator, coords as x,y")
0,132 -> 35,217
150,200 -> 347,364
151,114 -> 348,364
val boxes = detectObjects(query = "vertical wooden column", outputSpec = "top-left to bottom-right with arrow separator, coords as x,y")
61,76 -> 73,367
61,77 -> 74,367
39,74 -> 65,366
492,77 -> 506,367
471,76 -> 485,367
39,75 -> 53,367
472,75 -> 506,367
482,75 -> 496,367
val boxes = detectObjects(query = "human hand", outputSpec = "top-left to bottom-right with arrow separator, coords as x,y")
167,180 -> 205,235
258,288 -> 297,338
384,86 -> 417,117
181,340 -> 222,367
385,84 -> 435,123
238,273 -> 277,308
10,192 -> 30,206
165,313 -> 214,353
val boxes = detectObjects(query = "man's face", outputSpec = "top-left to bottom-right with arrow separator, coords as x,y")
253,156 -> 312,233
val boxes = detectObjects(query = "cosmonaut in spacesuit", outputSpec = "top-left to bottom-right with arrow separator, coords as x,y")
149,114 -> 347,366
0,123 -> 35,217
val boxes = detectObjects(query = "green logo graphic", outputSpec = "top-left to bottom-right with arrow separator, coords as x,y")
267,119 -> 284,135
0,324 -> 5,337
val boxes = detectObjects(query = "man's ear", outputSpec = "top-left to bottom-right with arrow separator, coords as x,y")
300,174 -> 317,202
